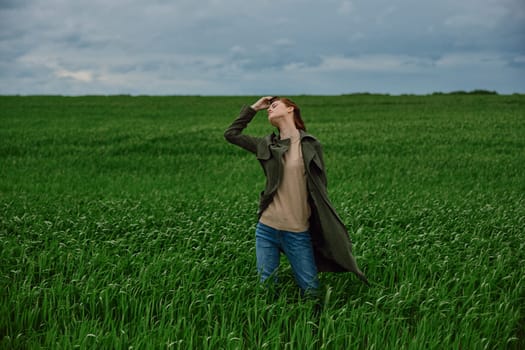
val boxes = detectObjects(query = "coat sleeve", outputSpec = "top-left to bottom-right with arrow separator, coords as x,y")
224,105 -> 262,154
314,141 -> 328,188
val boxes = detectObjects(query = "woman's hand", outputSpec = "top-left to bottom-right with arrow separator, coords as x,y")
250,96 -> 274,111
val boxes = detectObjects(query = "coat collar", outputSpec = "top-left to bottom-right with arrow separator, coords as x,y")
299,130 -> 318,164
273,129 -> 318,142
256,130 -> 319,164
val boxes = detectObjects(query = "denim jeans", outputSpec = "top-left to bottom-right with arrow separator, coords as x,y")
255,222 -> 319,295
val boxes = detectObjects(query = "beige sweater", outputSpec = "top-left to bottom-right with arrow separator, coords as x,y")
259,137 -> 311,232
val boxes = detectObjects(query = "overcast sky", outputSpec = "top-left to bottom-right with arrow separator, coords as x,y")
1,0 -> 524,95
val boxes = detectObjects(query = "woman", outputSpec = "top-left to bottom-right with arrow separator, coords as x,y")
224,96 -> 368,296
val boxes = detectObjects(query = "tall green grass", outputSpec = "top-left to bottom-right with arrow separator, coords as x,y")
1,95 -> 524,349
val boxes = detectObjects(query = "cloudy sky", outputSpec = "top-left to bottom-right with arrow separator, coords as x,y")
1,0 -> 524,95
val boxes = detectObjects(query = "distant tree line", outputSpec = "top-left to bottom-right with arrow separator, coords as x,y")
432,90 -> 498,95
341,90 -> 501,96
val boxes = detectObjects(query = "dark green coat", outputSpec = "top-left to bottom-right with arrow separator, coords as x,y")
224,105 -> 368,284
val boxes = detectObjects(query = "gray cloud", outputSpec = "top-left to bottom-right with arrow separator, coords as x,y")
1,0 -> 524,95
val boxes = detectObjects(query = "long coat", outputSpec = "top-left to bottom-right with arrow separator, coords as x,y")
224,105 -> 368,285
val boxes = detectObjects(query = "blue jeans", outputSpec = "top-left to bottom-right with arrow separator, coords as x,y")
255,222 -> 319,295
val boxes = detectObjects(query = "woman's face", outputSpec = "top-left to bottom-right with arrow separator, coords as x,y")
267,99 -> 291,126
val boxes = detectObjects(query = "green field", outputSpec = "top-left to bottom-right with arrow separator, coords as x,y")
1,94 -> 524,349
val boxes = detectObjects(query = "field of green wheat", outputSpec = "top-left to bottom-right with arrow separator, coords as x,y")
1,94 -> 524,349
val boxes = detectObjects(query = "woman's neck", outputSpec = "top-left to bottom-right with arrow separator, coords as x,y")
278,121 -> 299,140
